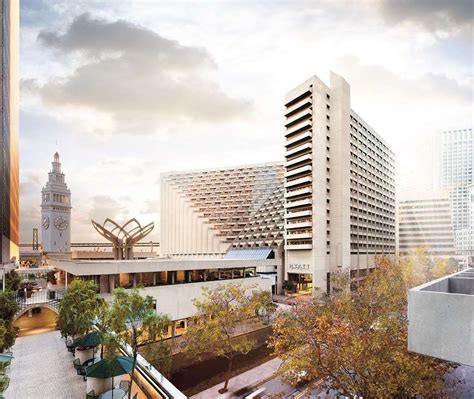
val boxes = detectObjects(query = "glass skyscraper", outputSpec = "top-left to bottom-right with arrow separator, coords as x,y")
0,0 -> 19,263
435,129 -> 474,255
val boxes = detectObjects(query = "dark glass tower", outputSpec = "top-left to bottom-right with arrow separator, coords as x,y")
0,0 -> 19,263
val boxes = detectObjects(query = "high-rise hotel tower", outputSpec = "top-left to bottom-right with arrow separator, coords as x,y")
284,72 -> 396,292
0,0 -> 19,263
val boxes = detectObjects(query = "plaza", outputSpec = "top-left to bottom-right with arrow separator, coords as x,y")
5,331 -> 85,398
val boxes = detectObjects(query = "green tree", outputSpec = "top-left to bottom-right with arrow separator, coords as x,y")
0,291 -> 19,352
142,339 -> 173,378
5,270 -> 21,292
184,282 -> 271,393
57,279 -> 102,339
0,321 -> 10,395
0,362 -> 9,396
109,288 -> 170,399
269,257 -> 456,398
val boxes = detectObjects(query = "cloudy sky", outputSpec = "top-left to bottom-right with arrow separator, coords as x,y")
19,0 -> 473,243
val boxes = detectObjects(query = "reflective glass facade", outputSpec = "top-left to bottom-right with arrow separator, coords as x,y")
0,0 -> 19,263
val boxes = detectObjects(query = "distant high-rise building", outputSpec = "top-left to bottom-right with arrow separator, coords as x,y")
283,72 -> 396,293
160,163 -> 284,258
0,0 -> 19,264
432,129 -> 473,254
41,153 -> 72,253
454,183 -> 474,256
398,194 -> 456,257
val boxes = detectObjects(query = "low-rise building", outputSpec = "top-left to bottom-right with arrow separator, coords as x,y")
50,257 -> 274,323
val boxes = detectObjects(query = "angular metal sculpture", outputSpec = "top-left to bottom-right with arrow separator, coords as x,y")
91,218 -> 154,260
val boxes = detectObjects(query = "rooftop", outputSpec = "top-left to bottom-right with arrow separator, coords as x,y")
408,268 -> 474,366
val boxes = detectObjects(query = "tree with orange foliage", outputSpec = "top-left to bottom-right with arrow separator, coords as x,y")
269,257 -> 457,398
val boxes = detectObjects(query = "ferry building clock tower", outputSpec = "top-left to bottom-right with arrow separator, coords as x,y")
41,152 -> 71,253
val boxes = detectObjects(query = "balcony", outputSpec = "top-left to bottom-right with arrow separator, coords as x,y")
285,209 -> 312,219
285,153 -> 312,168
285,243 -> 313,250
286,220 -> 312,229
284,164 -> 312,179
284,175 -> 312,189
285,130 -> 312,148
284,96 -> 312,116
408,268 -> 474,366
285,142 -> 312,158
285,107 -> 312,127
285,186 -> 312,198
284,198 -> 312,209
285,232 -> 312,240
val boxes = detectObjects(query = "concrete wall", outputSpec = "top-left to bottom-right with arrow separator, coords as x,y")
140,276 -> 273,321
329,72 -> 351,272
408,271 -> 474,366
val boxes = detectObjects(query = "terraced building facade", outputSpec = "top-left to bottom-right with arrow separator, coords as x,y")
160,163 -> 284,258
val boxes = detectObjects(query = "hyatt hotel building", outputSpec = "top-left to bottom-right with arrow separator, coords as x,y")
0,0 -> 19,264
284,72 -> 396,292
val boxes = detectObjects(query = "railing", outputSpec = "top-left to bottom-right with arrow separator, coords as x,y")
13,288 -> 65,315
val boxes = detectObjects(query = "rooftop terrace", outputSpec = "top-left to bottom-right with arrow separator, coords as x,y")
408,268 -> 474,366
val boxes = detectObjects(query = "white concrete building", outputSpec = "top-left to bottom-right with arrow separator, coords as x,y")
398,193 -> 456,257
50,257 -> 274,322
41,152 -> 71,253
160,163 -> 283,258
283,72 -> 396,293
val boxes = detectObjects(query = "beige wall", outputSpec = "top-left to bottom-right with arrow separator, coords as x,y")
128,276 -> 273,321
329,72 -> 351,271
160,175 -> 229,257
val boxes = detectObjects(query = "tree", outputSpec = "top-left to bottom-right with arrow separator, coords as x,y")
0,361 -> 9,396
269,257 -> 456,398
142,339 -> 173,378
5,270 -> 21,292
57,279 -> 102,339
431,257 -> 458,280
400,248 -> 459,286
109,288 -> 170,399
0,291 -> 19,352
183,282 -> 271,393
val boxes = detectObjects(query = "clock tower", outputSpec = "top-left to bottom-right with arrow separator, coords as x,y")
41,152 -> 71,253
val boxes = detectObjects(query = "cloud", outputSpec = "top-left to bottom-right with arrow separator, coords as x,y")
334,55 -> 472,105
20,172 -> 42,196
377,0 -> 473,32
141,199 -> 159,215
25,13 -> 251,135
88,195 -> 129,223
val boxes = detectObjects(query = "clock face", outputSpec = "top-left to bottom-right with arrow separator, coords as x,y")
54,216 -> 69,231
42,216 -> 50,230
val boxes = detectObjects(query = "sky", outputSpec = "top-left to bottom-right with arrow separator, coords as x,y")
19,0 -> 473,243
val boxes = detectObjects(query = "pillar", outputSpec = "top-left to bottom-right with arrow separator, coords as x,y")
132,273 -> 137,287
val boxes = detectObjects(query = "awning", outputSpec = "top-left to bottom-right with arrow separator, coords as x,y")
224,248 -> 273,260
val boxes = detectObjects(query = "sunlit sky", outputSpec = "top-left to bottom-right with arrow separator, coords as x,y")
19,0 -> 473,242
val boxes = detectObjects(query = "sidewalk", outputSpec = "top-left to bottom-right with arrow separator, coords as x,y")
5,330 -> 85,398
191,357 -> 282,399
